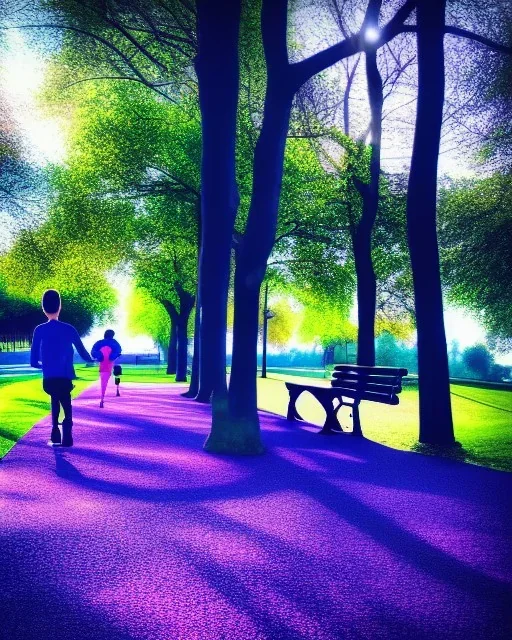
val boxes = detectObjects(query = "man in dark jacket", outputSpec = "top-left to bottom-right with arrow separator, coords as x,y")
31,289 -> 94,446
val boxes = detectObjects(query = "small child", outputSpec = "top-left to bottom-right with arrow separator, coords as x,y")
30,289 -> 94,447
91,329 -> 122,408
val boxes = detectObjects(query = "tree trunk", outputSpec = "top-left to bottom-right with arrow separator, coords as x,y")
166,318 -> 177,375
227,86 -> 293,452
261,282 -> 269,378
213,0 -> 291,453
353,41 -> 383,367
407,0 -> 454,444
175,284 -> 195,383
353,225 -> 377,365
176,316 -> 189,382
195,1 -> 241,420
182,294 -> 200,397
323,344 -> 335,367
183,201 -> 201,399
161,300 -> 179,378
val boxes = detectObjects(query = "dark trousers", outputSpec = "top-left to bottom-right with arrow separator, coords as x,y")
43,378 -> 73,428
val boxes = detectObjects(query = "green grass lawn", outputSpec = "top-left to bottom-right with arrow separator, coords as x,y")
0,374 -> 92,458
1,367 -> 511,471
0,365 -> 178,458
257,374 -> 512,472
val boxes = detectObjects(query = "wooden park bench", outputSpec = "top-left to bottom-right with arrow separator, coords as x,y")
285,365 -> 408,436
135,354 -> 161,366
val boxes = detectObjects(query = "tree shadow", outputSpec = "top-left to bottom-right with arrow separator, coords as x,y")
1,529 -> 134,640
4,384 -> 511,638
51,429 -> 511,638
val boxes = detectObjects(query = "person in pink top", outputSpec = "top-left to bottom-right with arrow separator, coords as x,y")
91,330 -> 122,408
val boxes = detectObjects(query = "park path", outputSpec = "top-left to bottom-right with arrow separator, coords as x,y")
0,382 -> 511,640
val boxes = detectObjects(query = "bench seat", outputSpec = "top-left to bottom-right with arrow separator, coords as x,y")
285,365 -> 408,436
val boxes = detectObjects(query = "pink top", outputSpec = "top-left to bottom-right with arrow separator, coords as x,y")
99,346 -> 114,373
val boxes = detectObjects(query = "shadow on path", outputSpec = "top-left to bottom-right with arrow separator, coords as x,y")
1,382 -> 511,640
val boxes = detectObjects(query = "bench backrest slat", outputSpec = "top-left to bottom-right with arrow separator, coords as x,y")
332,372 -> 402,386
331,380 -> 401,394
333,364 -> 408,377
333,388 -> 400,405
330,364 -> 408,401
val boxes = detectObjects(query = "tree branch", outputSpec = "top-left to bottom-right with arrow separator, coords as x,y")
399,25 -> 512,55
147,165 -> 200,198
60,75 -> 178,94
292,0 -> 416,89
0,23 -> 174,101
445,25 -> 512,55
101,15 -> 168,71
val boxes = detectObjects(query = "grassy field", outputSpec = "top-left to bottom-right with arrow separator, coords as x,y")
258,374 -> 512,472
1,368 -> 511,471
0,365 -> 177,458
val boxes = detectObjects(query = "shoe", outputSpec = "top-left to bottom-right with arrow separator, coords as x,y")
50,426 -> 61,445
62,420 -> 73,447
100,401 -> 104,408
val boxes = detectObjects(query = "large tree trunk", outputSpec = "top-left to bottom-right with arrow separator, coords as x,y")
197,0 -> 416,453
166,318 -> 177,375
195,1 -> 241,422
229,93 -> 292,419
407,0 -> 454,444
226,3 -> 294,452
353,36 -> 383,367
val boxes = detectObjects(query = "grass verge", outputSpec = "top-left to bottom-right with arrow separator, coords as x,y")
257,375 -> 512,472
2,368 -> 510,471
0,365 -> 179,458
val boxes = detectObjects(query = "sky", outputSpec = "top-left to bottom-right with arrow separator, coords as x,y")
0,30 -> 509,364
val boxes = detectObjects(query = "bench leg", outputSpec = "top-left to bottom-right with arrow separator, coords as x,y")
351,401 -> 363,436
286,388 -> 305,422
332,399 -> 345,432
319,397 -> 343,435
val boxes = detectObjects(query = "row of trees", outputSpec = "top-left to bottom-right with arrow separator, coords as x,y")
193,0 -> 511,450
0,0 -> 510,452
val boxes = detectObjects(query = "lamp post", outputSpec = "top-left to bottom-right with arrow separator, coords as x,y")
262,282 -> 275,378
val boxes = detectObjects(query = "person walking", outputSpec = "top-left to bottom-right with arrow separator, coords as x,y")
30,289 -> 94,447
91,329 -> 122,408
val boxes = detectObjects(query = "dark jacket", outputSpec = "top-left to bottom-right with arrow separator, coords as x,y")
91,338 -> 122,362
31,320 -> 93,379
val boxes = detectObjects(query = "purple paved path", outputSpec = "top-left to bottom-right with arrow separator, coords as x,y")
1,382 -> 511,640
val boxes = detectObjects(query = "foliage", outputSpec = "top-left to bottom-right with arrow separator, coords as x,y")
375,331 -> 417,374
126,286 -> 169,350
438,173 -> 512,348
0,275 -> 41,333
134,238 -> 197,312
0,51 -> 47,226
0,225 -> 116,335
297,287 -> 356,349
265,297 -> 299,348
28,0 -> 197,102
41,71 -> 201,327
462,344 -> 493,380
